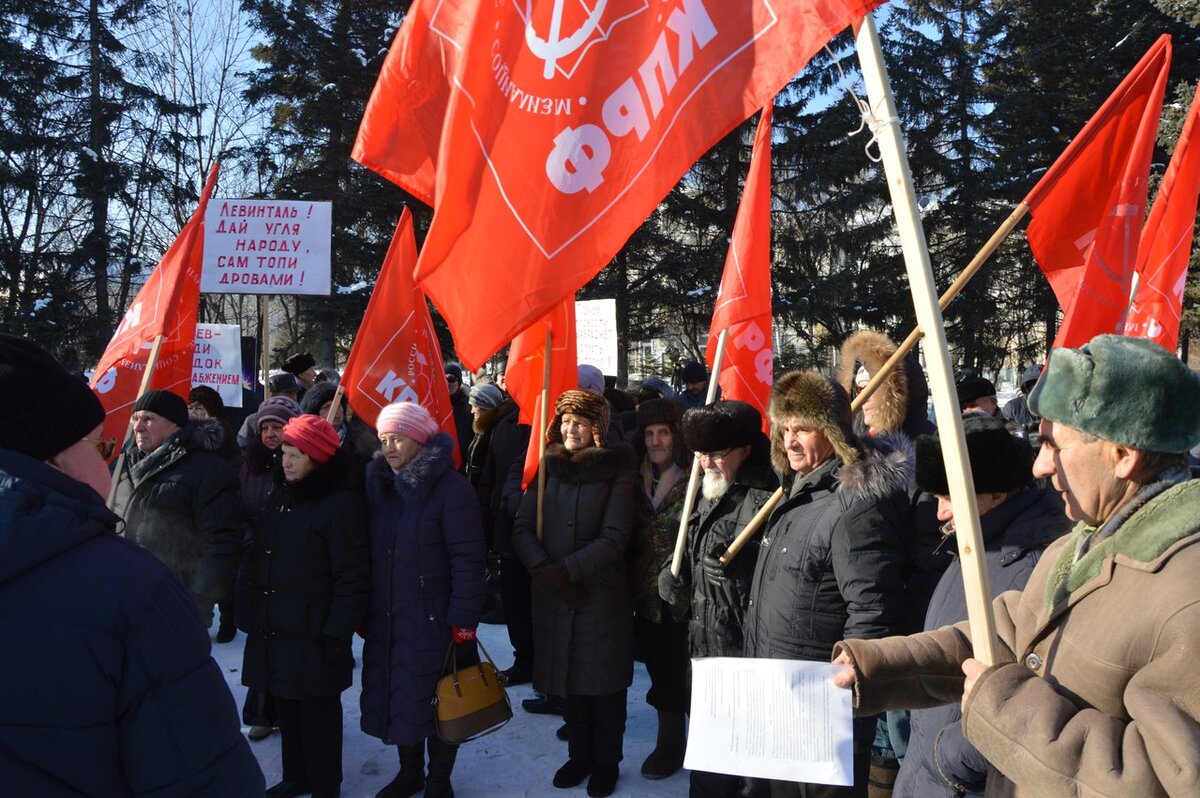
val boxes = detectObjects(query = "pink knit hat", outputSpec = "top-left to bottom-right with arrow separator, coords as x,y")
282,414 -> 340,464
377,401 -> 439,445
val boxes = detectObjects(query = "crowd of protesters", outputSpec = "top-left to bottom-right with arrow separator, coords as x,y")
2,329 -> 1199,798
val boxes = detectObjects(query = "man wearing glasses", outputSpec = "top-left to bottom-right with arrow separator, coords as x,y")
0,334 -> 264,795
658,399 -> 775,798
445,362 -> 474,468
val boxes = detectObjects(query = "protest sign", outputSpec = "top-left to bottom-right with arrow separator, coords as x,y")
575,299 -> 618,376
191,323 -> 243,407
201,199 -> 332,295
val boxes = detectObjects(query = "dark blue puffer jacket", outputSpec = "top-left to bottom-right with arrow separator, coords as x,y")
0,449 -> 264,797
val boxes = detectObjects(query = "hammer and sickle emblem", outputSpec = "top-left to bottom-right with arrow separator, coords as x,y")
524,0 -> 608,80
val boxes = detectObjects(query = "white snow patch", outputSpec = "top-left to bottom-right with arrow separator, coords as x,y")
337,281 -> 370,295
81,147 -> 97,160
209,620 -> 690,796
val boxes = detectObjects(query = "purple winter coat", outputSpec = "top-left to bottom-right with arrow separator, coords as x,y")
360,433 -> 486,746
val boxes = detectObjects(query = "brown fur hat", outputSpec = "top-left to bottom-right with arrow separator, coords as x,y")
769,370 -> 861,473
547,389 -> 610,447
837,329 -> 908,435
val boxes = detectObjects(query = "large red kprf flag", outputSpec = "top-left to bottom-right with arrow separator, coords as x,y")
1024,35 -> 1171,349
341,207 -> 460,464
707,105 -> 773,431
505,299 -> 577,489
1124,81 -> 1200,352
384,0 -> 886,370
90,164 -> 220,446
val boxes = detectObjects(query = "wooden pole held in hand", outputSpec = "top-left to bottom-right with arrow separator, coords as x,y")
855,13 -> 998,665
325,384 -> 345,425
670,330 -> 728,577
536,330 -> 552,543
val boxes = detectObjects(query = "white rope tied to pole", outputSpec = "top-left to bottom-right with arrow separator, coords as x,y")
824,44 -> 898,164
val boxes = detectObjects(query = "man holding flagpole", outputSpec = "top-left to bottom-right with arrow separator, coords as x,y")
833,334 -> 1200,798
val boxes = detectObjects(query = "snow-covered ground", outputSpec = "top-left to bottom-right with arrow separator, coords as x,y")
208,618 -> 691,797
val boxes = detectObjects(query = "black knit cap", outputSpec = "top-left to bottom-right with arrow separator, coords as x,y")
282,351 -> 315,375
637,398 -> 683,430
915,414 -> 1032,496
300,380 -> 344,415
682,400 -> 762,453
133,389 -> 189,428
0,333 -> 106,460
956,376 -> 996,408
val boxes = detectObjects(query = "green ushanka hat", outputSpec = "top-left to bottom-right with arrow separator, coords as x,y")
1029,334 -> 1200,453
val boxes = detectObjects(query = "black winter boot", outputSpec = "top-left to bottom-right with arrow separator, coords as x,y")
639,710 -> 686,779
375,744 -> 424,798
425,736 -> 458,798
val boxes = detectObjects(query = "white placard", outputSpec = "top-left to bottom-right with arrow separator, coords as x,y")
575,298 -> 618,376
191,323 -> 244,408
685,657 -> 854,786
201,199 -> 332,295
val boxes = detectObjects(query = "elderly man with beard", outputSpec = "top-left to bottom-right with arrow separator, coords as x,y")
658,400 -> 775,798
745,371 -> 913,798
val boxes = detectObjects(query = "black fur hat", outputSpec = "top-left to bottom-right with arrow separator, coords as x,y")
915,414 -> 1032,496
956,376 -> 996,408
769,370 -> 861,473
637,398 -> 683,430
282,351 -> 316,375
682,400 -> 762,453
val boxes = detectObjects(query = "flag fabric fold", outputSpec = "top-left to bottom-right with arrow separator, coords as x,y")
1124,81 -> 1200,352
386,0 -> 886,370
505,300 -> 578,489
90,164 -> 220,446
340,207 -> 461,465
706,105 -> 774,430
1023,34 -> 1172,350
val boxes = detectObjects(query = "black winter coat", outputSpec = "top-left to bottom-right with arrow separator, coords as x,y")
512,442 -> 638,697
668,441 -> 776,657
239,451 -> 370,699
745,437 -> 914,662
450,389 -> 474,469
895,487 -> 1067,798
0,449 -> 263,797
239,438 -> 280,526
466,398 -> 518,542
360,434 -> 486,746
112,419 -> 244,603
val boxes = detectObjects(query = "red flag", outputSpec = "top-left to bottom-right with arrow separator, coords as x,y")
351,0 -> 470,206
1124,81 -> 1200,352
396,0 -> 885,370
707,105 -> 774,431
1024,35 -> 1171,349
90,164 -> 220,447
505,300 -> 577,489
340,208 -> 461,465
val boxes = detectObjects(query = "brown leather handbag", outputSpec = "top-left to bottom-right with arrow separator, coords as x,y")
432,638 -> 512,744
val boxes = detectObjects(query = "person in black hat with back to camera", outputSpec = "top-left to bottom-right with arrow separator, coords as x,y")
0,334 -> 264,796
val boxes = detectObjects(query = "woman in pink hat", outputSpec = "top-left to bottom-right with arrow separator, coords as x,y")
361,401 -> 486,798
239,414 -> 370,798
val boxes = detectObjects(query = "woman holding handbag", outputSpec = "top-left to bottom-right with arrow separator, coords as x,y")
512,389 -> 638,798
239,414 -> 370,798
361,401 -> 486,798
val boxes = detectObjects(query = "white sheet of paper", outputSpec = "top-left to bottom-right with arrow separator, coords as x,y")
684,657 -> 854,786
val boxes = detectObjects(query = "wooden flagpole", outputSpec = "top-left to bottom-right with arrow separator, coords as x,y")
720,204 -> 1029,566
669,329 -> 728,577
536,330 -> 552,542
854,13 -> 998,664
106,333 -> 165,509
325,384 -> 346,425
260,295 -> 272,400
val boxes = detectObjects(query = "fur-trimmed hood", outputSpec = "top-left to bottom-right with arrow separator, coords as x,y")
542,441 -> 637,484
838,330 -> 933,439
783,433 -> 914,504
472,398 -> 517,437
365,431 -> 455,505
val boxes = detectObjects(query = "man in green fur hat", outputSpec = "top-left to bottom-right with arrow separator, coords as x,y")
830,334 -> 1200,798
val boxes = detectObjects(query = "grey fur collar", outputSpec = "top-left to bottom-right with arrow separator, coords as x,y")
365,432 -> 454,504
129,418 -> 224,481
836,433 -> 915,502
543,442 -> 637,484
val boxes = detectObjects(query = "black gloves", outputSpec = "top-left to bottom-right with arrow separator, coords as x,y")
533,560 -> 589,609
658,566 -> 687,605
323,635 -> 350,665
701,547 -> 728,586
